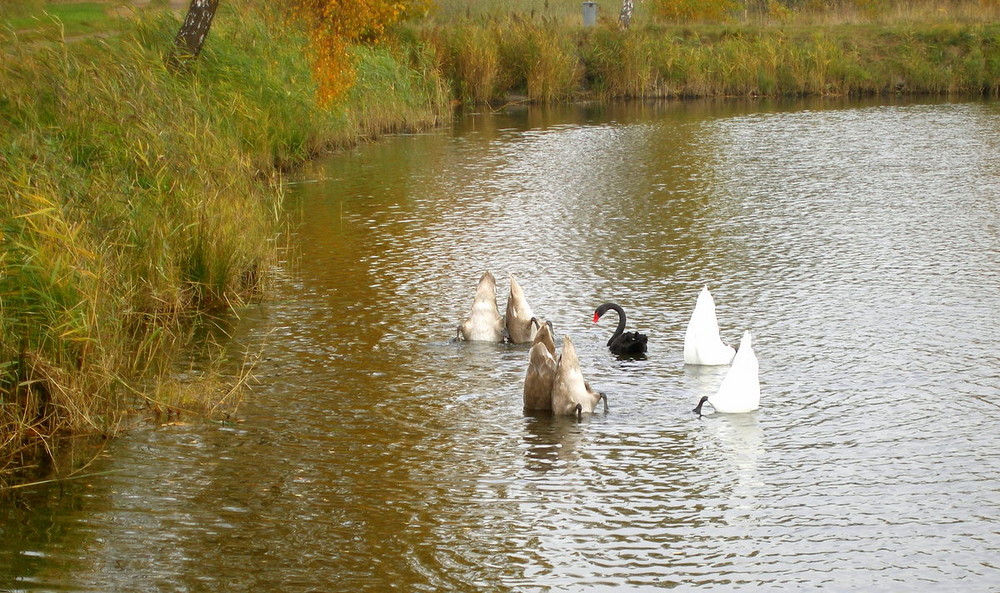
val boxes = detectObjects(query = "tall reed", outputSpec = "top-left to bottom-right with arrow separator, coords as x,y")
423,19 -> 1000,102
418,0 -> 1000,102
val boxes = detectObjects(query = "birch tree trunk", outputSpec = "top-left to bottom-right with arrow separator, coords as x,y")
619,0 -> 634,29
167,0 -> 220,71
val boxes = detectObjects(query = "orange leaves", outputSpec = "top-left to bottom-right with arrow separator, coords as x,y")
290,0 -> 430,104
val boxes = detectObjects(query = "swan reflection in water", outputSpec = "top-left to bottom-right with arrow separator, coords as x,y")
521,413 -> 595,473
693,411 -> 765,525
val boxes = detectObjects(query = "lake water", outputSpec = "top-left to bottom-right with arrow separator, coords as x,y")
2,98 -> 999,592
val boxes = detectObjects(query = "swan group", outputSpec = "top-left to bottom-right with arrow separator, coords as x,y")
456,273 -> 761,417
457,272 -> 543,344
523,323 -> 607,417
456,271 -> 607,417
684,287 -> 760,415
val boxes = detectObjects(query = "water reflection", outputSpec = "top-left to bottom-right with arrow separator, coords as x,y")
522,414 -> 596,473
3,98 -> 1000,592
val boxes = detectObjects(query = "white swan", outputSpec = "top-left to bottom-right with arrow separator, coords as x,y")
694,330 -> 760,415
551,335 -> 607,417
684,286 -> 736,366
523,321 -> 557,411
505,273 -> 537,344
457,271 -> 505,342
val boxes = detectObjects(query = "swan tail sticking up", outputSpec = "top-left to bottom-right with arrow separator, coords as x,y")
505,274 -> 537,344
709,330 -> 760,413
683,286 -> 735,365
551,336 -> 605,416
523,323 -> 558,411
459,271 -> 505,342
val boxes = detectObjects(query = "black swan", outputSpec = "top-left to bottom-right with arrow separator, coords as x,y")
593,303 -> 647,356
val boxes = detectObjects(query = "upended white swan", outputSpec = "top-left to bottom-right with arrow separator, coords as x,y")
684,286 -> 736,366
694,330 -> 760,415
457,271 -> 505,342
505,273 -> 537,344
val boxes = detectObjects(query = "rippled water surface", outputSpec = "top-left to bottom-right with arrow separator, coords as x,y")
3,99 -> 1000,592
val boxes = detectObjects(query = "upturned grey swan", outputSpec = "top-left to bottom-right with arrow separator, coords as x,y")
693,330 -> 760,415
522,321 -> 557,412
457,271 -> 505,342
530,317 -> 556,356
505,274 -> 537,344
684,286 -> 736,366
551,335 -> 607,417
593,303 -> 647,356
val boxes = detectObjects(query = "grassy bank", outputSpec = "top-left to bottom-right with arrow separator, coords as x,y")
0,0 -> 447,482
421,17 -> 1000,104
418,0 -> 1000,103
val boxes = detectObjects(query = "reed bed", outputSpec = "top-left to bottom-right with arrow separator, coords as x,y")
414,16 -> 1000,103
1,0 -> 448,481
414,0 -> 1000,102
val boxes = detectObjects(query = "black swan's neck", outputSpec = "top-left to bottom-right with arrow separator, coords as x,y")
693,395 -> 709,416
596,303 -> 627,346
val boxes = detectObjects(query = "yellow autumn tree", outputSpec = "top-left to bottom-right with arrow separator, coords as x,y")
290,0 -> 429,104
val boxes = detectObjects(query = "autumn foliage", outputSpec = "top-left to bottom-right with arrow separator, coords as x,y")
289,0 -> 429,103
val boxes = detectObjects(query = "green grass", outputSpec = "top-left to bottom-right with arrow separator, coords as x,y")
2,2 -> 116,38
